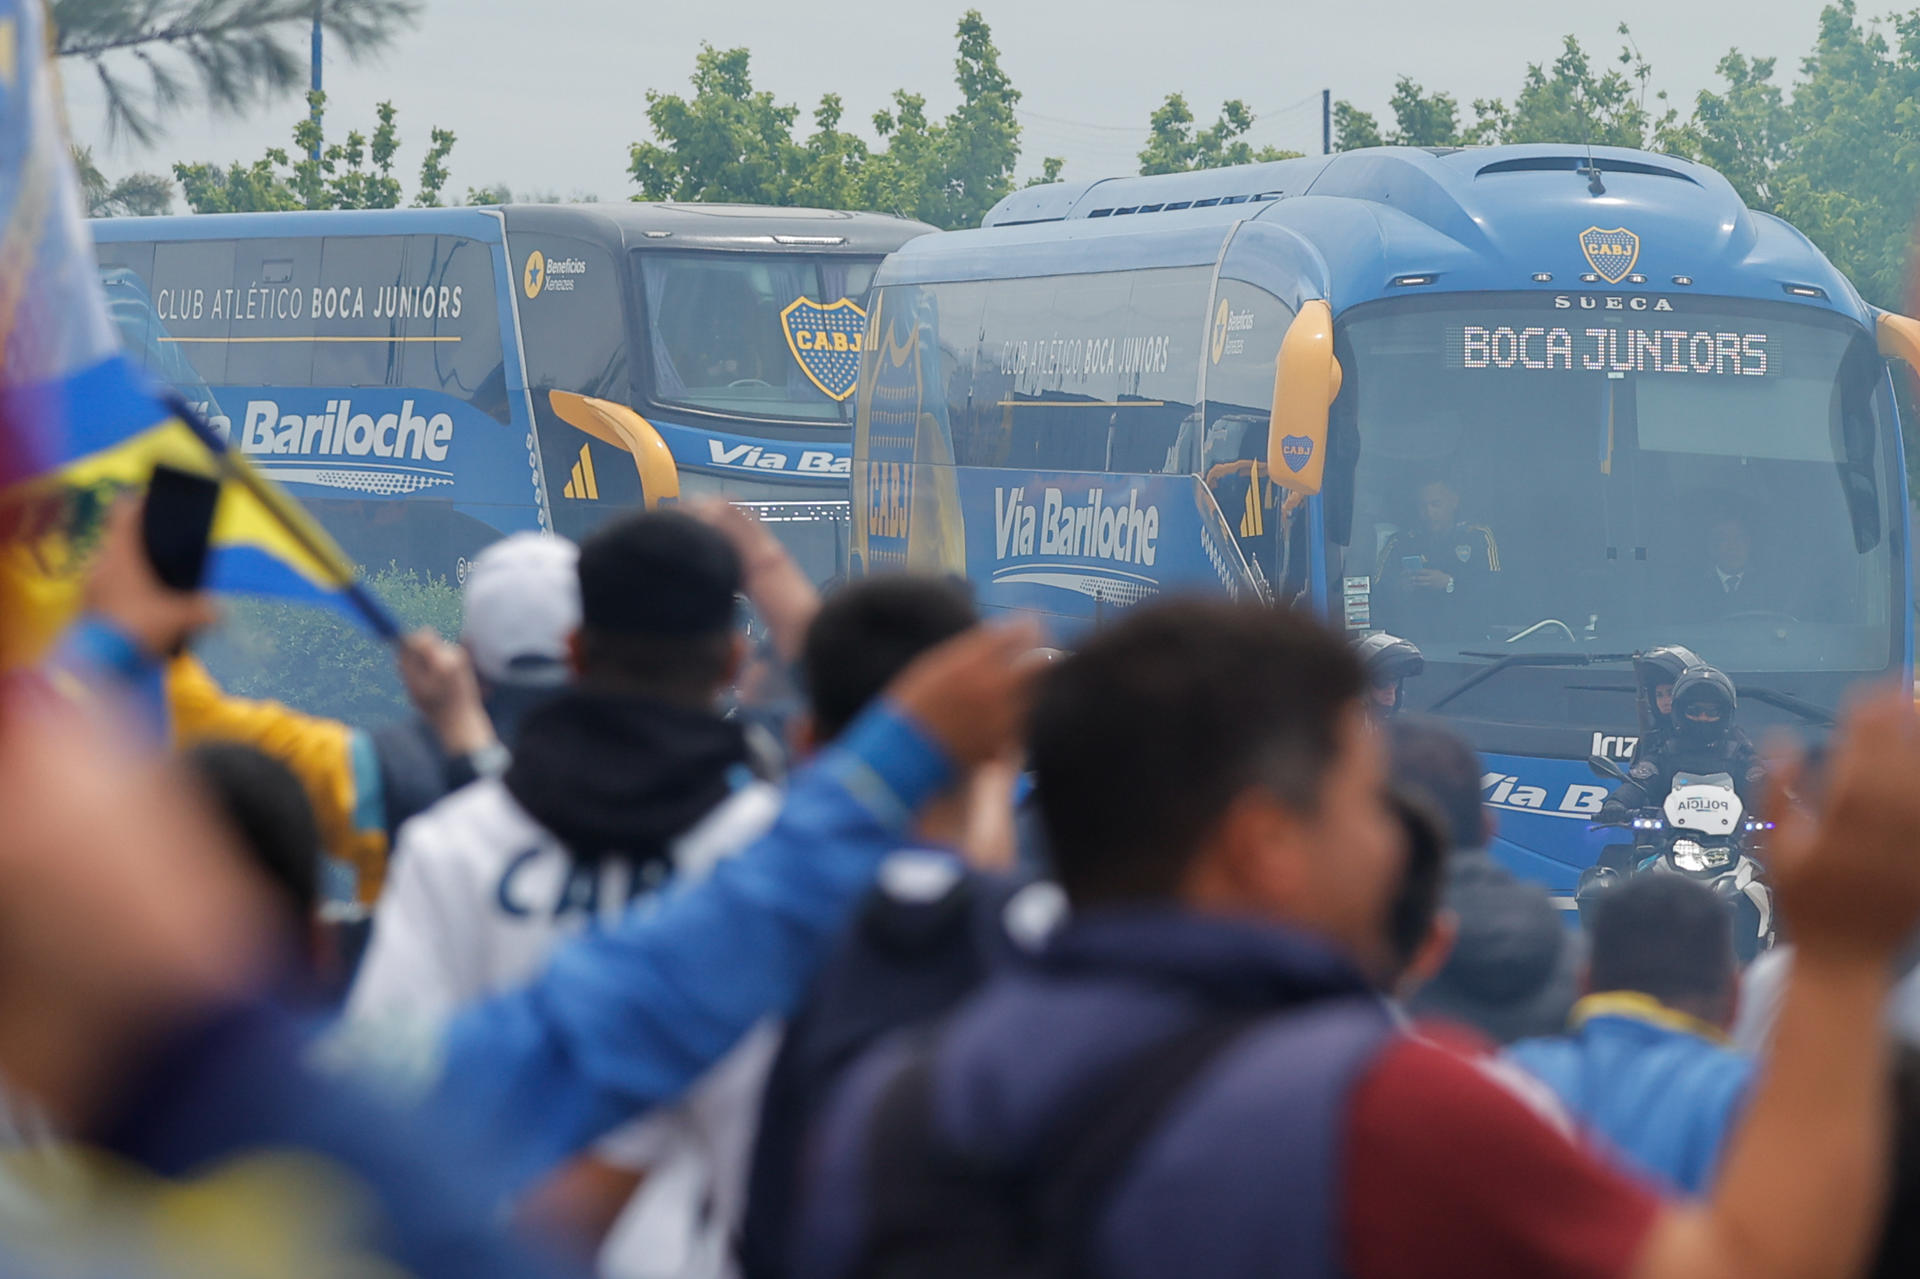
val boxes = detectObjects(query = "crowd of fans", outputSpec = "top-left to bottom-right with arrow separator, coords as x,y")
7,491 -> 1920,1279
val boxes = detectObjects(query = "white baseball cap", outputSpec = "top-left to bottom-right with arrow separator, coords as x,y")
461,533 -> 581,685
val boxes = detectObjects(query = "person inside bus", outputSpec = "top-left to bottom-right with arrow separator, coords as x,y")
1692,512 -> 1789,620
1372,475 -> 1501,637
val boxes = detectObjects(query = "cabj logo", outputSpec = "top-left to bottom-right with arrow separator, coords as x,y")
523,250 -> 546,300
1279,435 -> 1314,474
780,297 -> 867,401
1210,298 -> 1230,365
1579,226 -> 1640,285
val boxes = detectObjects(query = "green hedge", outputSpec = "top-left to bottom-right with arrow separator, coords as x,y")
195,564 -> 462,727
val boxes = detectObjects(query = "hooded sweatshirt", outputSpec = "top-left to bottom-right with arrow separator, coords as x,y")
346,688 -> 780,1040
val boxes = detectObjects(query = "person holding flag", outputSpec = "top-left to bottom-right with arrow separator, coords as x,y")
0,0 -> 530,901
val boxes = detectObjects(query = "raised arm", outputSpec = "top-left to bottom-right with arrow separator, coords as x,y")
429,619 -> 1040,1190
1631,690 -> 1920,1279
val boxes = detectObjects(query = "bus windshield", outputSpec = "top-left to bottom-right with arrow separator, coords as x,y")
636,252 -> 879,423
1337,292 -> 1898,691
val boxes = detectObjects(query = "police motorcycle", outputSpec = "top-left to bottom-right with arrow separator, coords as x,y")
1582,759 -> 1776,960
1579,663 -> 1777,962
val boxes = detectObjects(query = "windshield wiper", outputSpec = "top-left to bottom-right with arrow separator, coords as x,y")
1735,684 -> 1835,728
1426,651 -> 1637,713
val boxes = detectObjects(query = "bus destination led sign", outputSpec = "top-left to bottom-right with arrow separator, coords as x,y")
1458,325 -> 1769,377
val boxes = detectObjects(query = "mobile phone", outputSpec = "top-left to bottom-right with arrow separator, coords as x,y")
142,464 -> 221,592
1401,555 -> 1425,574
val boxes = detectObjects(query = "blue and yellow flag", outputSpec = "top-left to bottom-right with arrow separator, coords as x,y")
0,0 -> 386,666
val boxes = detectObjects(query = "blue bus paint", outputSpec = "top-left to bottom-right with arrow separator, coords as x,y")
853,144 -> 1912,894
93,204 -> 934,585
649,418 -> 850,484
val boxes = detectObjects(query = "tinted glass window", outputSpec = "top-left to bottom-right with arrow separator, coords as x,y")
403,234 -> 509,422
94,240 -> 158,373
225,237 -> 319,387
1337,294 -> 1893,678
311,236 -> 407,387
148,239 -> 237,385
961,266 -> 1210,473
517,234 -> 628,405
1196,278 -> 1296,585
637,252 -> 877,422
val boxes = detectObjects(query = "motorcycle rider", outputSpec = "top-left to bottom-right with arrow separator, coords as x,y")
1598,664 -> 1765,826
1356,632 -> 1424,718
1627,644 -> 1704,764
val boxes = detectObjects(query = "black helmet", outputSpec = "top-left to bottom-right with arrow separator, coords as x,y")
1356,632 -> 1425,685
1670,664 -> 1737,745
1634,644 -> 1702,693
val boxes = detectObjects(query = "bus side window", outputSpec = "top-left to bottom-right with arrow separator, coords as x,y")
403,235 -> 510,424
1115,267 -> 1208,475
95,241 -> 158,372
517,236 -> 625,406
923,282 -> 988,467
150,238 -> 238,387
227,238 -> 318,388
312,236 -> 407,388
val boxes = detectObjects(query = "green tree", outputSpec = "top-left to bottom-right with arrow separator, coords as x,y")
461,184 -> 600,206
1479,29 -> 1664,148
624,11 -> 1028,230
924,9 -> 1024,226
1332,100 -> 1385,151
53,0 -> 418,145
1026,155 -> 1066,187
71,145 -> 175,216
793,95 -> 872,212
1137,95 -> 1301,174
173,91 -> 454,213
1333,77 -> 1490,151
1655,52 -> 1790,211
1766,2 -> 1920,311
172,149 -> 304,213
1384,77 -> 1481,146
627,44 -> 806,204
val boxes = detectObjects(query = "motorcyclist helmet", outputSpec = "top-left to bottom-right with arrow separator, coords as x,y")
1356,632 -> 1424,714
1669,664 -> 1737,747
1634,644 -> 1703,718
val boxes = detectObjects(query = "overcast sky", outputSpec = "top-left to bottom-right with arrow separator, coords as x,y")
65,0 -> 1839,205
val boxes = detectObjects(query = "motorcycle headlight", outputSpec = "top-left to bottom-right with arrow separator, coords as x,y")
1671,839 -> 1731,874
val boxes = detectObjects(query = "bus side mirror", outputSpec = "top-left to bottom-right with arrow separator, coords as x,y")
549,391 -> 681,510
1267,299 -> 1342,498
1876,311 -> 1920,368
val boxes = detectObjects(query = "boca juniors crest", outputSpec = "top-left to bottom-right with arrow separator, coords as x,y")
1579,226 -> 1640,285
780,297 -> 868,401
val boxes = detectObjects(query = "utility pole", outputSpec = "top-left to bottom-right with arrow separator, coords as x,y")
1322,89 -> 1331,155
309,1 -> 323,162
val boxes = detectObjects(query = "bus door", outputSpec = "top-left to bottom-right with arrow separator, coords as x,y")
1209,224 -> 1338,609
508,229 -> 658,544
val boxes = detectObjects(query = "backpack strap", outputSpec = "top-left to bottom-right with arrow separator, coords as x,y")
1030,1011 -> 1267,1279
851,1009 -> 1264,1279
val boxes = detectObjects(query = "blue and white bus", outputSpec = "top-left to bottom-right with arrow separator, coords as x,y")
850,144 -> 1919,897
93,203 -> 934,585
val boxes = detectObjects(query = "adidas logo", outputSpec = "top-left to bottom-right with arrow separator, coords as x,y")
563,443 -> 598,500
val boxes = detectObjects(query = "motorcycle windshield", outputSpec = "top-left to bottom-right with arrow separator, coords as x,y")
1670,771 -> 1736,791
1332,292 -> 1899,733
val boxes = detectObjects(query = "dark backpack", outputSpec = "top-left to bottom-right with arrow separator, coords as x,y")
842,1010 -> 1263,1279
741,863 -> 1053,1279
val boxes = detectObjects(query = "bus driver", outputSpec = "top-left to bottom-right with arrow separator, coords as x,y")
1373,476 -> 1502,637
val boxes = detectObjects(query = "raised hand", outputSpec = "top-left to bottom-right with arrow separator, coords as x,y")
884,619 -> 1045,768
1763,688 -> 1920,963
